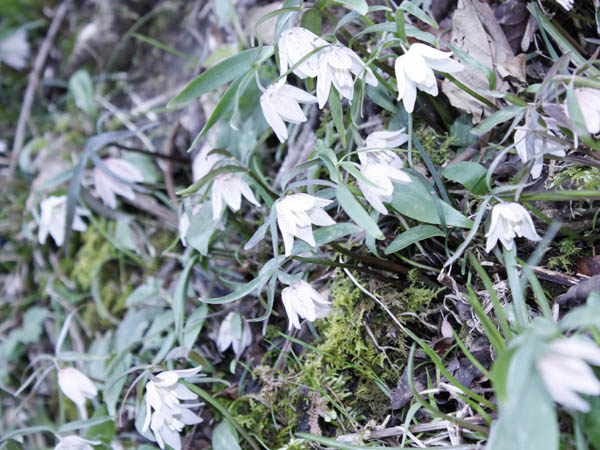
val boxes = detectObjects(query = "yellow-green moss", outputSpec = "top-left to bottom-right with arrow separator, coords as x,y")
232,273 -> 436,446
552,166 -> 600,190
547,237 -> 582,272
72,226 -> 114,289
414,124 -> 455,166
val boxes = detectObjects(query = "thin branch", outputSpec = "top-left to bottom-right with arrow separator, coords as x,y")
9,0 -> 72,177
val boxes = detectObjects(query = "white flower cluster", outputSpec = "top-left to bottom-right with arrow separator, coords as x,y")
142,367 -> 204,450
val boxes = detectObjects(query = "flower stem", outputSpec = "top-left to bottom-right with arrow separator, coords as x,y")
503,246 -> 528,330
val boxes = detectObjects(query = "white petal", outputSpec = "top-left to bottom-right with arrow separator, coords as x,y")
317,55 -> 332,109
261,92 -> 288,142
282,288 -> 301,329
402,78 -> 418,114
308,207 -> 335,227
279,84 -> 317,103
274,95 -> 309,124
359,181 -> 388,214
295,224 -> 317,247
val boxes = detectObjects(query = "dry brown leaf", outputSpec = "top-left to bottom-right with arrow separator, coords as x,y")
442,0 -> 527,121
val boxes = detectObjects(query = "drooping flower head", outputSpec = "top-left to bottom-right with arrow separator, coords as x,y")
57,367 -> 98,418
571,87 -> 600,134
394,43 -> 463,113
211,172 -> 260,220
93,158 -> 144,209
514,118 -> 565,179
278,26 -> 328,79
38,196 -> 88,247
276,193 -> 336,256
316,45 -> 378,108
484,202 -> 541,253
357,164 -> 410,215
555,0 -> 574,10
260,80 -> 317,142
537,336 -> 600,412
281,280 -> 330,330
359,129 -> 409,168
142,367 -> 204,450
216,312 -> 252,357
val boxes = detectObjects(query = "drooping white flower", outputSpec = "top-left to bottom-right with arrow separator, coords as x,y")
514,120 -> 565,179
278,26 -> 328,79
360,129 -> 409,167
355,130 -> 411,214
0,28 -> 30,70
276,193 -> 336,256
571,88 -> 600,134
281,280 -> 330,330
93,158 -> 144,209
537,337 -> 600,412
57,367 -> 97,418
38,196 -> 88,247
178,212 -> 190,247
54,435 -> 101,450
394,43 -> 463,113
211,173 -> 260,220
216,312 -> 252,357
357,163 -> 411,215
316,44 -> 378,108
555,0 -> 574,10
142,367 -> 204,450
484,202 -> 541,253
260,80 -> 317,142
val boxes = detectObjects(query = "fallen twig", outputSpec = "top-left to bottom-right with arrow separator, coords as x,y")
9,0 -> 72,177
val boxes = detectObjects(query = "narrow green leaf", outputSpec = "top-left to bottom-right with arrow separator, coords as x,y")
470,105 -> 525,136
168,46 -> 273,107
329,88 -> 346,147
301,8 -> 322,35
385,225 -> 444,254
336,184 -> 383,239
174,255 -> 199,343
336,0 -> 369,15
400,0 -> 438,28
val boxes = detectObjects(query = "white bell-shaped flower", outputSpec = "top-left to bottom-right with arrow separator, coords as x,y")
357,163 -> 411,215
211,172 -> 260,220
555,0 -> 574,10
0,28 -> 30,70
142,367 -> 204,450
514,119 -> 565,179
93,158 -> 144,209
276,193 -> 336,256
537,336 -> 600,412
572,87 -> 600,134
38,195 -> 88,246
360,129 -> 409,168
281,280 -> 330,330
394,43 -> 463,113
260,80 -> 317,142
216,312 -> 252,357
278,26 -> 328,79
54,435 -> 101,450
484,202 -> 541,253
57,367 -> 97,418
316,44 -> 378,108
